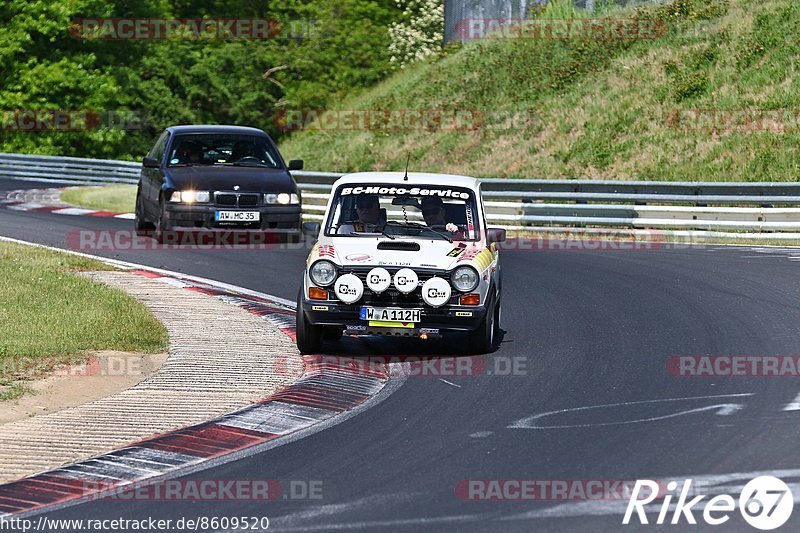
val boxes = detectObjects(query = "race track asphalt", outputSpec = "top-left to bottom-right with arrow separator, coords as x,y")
3,177 -> 800,531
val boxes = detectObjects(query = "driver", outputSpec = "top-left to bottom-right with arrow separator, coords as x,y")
177,141 -> 203,164
337,195 -> 385,234
354,195 -> 382,226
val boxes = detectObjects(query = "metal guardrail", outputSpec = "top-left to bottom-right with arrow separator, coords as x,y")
3,152 -> 800,235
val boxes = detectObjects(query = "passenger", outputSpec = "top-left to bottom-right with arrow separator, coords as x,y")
421,196 -> 447,227
421,196 -> 464,238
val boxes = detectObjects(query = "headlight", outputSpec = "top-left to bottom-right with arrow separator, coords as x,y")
451,266 -> 479,292
309,260 -> 337,287
265,193 -> 299,204
422,277 -> 451,307
393,268 -> 419,294
169,190 -> 210,203
334,273 -> 364,304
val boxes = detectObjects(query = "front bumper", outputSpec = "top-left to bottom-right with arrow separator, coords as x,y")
163,203 -> 301,231
301,299 -> 487,333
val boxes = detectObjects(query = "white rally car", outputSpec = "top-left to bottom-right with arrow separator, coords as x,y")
296,172 -> 505,354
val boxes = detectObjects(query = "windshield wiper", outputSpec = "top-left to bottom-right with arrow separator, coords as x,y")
384,221 -> 452,243
231,162 -> 272,168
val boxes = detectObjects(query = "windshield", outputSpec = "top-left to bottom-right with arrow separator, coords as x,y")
167,134 -> 281,168
325,184 -> 480,241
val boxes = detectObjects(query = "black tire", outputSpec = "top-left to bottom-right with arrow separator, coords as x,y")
134,188 -> 151,235
468,291 -> 499,354
153,198 -> 168,243
296,290 -> 323,354
323,328 -> 344,341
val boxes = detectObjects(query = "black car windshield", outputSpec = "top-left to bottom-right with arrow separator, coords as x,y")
167,134 -> 281,168
325,184 -> 480,241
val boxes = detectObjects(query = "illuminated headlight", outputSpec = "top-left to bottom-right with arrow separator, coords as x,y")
451,266 -> 479,292
309,260 -> 337,287
265,193 -> 300,205
169,190 -> 210,203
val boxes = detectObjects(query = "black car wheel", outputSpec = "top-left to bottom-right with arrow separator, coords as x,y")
153,198 -> 168,243
134,188 -> 152,235
468,291 -> 499,354
296,290 -> 323,354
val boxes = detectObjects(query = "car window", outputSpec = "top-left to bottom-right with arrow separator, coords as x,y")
148,131 -> 169,164
324,184 -> 480,241
166,134 -> 281,168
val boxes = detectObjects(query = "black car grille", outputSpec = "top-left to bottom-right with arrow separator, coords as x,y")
214,192 -> 260,207
341,266 -> 458,307
238,194 -> 260,207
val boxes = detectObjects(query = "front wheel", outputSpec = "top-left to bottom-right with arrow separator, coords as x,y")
134,188 -> 151,235
296,290 -> 323,354
153,199 -> 168,243
468,292 -> 499,354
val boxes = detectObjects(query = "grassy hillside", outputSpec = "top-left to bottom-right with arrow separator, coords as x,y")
280,0 -> 800,181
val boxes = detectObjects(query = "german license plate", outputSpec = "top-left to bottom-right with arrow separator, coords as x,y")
215,211 -> 260,222
360,306 -> 421,323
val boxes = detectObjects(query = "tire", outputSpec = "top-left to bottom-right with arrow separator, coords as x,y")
134,188 -> 151,235
468,291 -> 498,354
153,198 -> 168,243
296,290 -> 323,354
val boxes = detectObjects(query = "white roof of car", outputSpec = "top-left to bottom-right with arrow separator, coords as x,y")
333,172 -> 481,190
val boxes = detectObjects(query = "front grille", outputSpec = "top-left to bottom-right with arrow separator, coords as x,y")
238,194 -> 260,207
214,192 -> 261,207
215,193 -> 237,206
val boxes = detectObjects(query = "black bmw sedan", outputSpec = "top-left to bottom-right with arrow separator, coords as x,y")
135,125 -> 303,241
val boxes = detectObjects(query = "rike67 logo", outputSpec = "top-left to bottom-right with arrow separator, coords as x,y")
624,476 -> 793,530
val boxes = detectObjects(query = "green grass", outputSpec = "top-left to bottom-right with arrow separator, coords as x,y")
279,0 -> 800,181
61,185 -> 137,213
0,242 -> 168,400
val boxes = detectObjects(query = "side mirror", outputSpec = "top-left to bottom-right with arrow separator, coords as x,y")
288,159 -> 304,171
142,156 -> 159,168
487,228 -> 506,244
302,222 -> 321,239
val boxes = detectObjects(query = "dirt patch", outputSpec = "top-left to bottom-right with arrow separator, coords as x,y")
0,350 -> 167,424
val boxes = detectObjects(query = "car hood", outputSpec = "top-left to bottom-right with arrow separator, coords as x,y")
309,239 -> 491,272
165,165 -> 296,192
